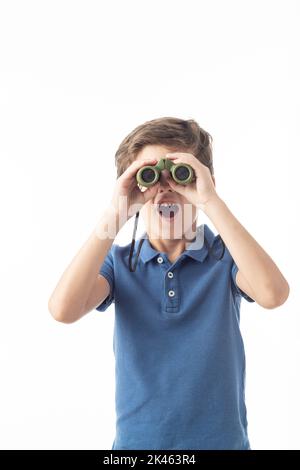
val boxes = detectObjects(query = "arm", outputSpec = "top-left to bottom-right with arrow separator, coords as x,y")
164,152 -> 290,310
48,209 -> 123,323
48,155 -> 162,324
203,194 -> 290,309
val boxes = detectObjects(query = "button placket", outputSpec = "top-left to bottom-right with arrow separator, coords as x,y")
164,268 -> 179,312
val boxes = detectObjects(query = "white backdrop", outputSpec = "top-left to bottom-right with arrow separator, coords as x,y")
0,0 -> 299,450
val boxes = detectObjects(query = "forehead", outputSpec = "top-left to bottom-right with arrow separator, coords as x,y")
136,145 -> 176,161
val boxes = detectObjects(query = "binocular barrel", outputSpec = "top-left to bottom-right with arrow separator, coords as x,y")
136,158 -> 194,187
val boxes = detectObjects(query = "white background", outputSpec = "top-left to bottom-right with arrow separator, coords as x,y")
0,0 -> 299,450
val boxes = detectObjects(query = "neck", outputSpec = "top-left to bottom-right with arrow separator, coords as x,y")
147,220 -> 198,264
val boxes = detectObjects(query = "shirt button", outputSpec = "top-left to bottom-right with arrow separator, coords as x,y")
168,290 -> 175,297
157,256 -> 164,264
167,272 -> 174,278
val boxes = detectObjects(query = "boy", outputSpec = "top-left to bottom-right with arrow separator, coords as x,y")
48,117 -> 289,450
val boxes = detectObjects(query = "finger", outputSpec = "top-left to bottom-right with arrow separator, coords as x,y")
121,157 -> 158,180
170,155 -> 202,178
166,176 -> 186,196
164,154 -> 178,159
166,152 -> 192,159
143,182 -> 160,202
125,158 -> 157,176
171,156 -> 189,163
167,155 -> 195,173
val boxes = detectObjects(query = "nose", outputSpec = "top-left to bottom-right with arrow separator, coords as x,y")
158,169 -> 173,192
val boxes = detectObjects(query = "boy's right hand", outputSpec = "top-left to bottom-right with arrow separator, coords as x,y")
110,157 -> 161,221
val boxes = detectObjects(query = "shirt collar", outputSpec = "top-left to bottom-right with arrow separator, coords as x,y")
138,223 -> 216,264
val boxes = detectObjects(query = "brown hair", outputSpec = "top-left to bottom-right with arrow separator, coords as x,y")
115,116 -> 214,178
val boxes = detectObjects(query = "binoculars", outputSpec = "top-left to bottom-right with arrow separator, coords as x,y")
136,158 -> 194,188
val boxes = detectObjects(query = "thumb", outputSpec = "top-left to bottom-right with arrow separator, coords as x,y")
166,177 -> 186,196
143,182 -> 160,202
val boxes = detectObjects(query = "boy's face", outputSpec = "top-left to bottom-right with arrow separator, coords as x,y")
136,145 -> 198,240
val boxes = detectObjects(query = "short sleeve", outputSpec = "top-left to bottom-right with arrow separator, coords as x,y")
96,245 -> 115,312
231,261 -> 255,303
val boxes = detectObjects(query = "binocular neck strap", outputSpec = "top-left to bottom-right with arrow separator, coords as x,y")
129,211 -> 145,272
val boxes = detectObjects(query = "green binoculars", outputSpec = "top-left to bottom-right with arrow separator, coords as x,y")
136,158 -> 194,188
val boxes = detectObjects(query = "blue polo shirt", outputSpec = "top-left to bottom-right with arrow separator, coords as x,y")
96,223 -> 255,450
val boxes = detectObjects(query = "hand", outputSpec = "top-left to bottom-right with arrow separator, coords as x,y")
110,157 -> 161,220
164,152 -> 218,210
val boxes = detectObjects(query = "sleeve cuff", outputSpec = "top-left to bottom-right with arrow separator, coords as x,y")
231,263 -> 255,303
96,270 -> 114,312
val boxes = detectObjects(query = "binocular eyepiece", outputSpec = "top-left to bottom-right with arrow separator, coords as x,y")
136,158 -> 194,188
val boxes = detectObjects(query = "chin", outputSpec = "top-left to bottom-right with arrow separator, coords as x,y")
161,228 -> 184,240
152,216 -> 186,240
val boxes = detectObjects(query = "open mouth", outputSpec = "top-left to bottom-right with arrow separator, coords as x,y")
158,203 -> 180,220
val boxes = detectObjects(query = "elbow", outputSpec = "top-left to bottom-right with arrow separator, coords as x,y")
258,281 -> 290,310
48,297 -> 77,324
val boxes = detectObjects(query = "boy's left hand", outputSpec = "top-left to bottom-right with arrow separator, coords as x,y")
165,152 -> 218,210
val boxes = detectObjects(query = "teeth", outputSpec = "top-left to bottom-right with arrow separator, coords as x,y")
159,203 -> 177,207
158,202 -> 180,218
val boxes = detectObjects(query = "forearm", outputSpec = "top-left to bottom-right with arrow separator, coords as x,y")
48,207 -> 124,322
202,194 -> 289,304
